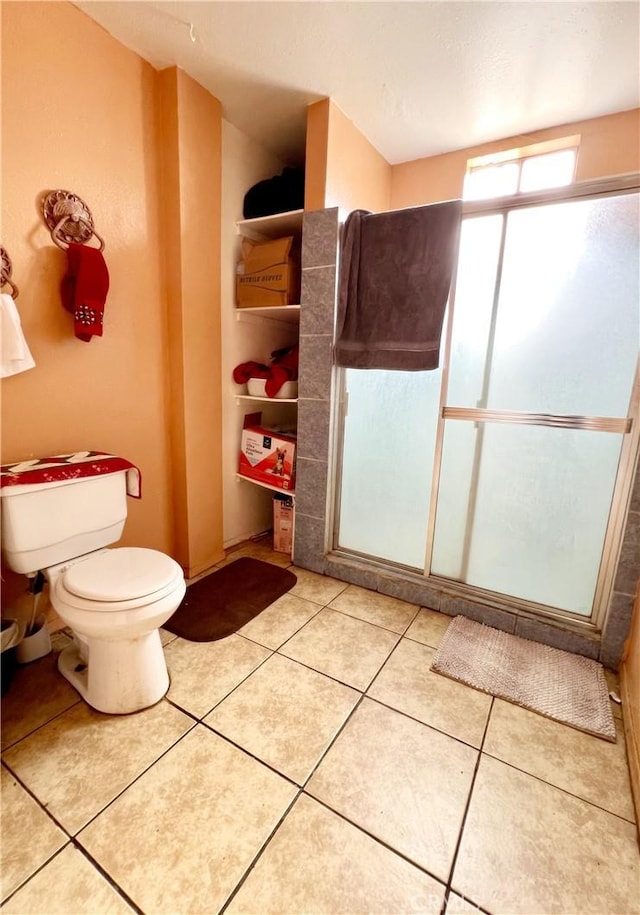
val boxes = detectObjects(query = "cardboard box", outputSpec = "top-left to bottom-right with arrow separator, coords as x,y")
238,413 -> 296,492
236,235 -> 300,308
273,496 -> 294,554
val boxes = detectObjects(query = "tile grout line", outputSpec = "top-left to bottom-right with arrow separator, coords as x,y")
321,602 -> 421,637
1,758 -> 73,837
480,749 -> 638,827
71,719 -> 200,839
175,582 -> 380,719
362,694 -> 486,754
199,605 -> 438,793
363,630 -> 411,696
217,790 -> 303,915
1,696 -> 83,754
0,837 -> 70,908
267,595 -> 421,691
173,561 -> 347,706
199,719 -> 301,790
301,692 -> 368,790
235,597 -> 326,654
214,695 -> 373,912
163,696 -> 200,722
439,696 -> 496,915
70,841 -> 145,915
0,815 -> 142,915
199,590 -> 368,788
165,639 -> 280,721
302,790 -> 450,896
272,644 -> 387,694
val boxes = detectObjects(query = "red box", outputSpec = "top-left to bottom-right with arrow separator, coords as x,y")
238,413 -> 296,492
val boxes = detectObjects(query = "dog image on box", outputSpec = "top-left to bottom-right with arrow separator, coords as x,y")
272,447 -> 287,476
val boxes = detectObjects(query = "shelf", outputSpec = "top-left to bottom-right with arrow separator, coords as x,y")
233,209 -> 302,514
236,473 -> 295,497
236,395 -> 298,404
236,209 -> 304,240
235,304 -> 300,326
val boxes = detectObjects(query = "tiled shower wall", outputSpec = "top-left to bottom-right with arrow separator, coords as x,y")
293,207 -> 640,670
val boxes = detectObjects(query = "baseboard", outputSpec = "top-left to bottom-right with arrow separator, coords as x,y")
621,664 -> 640,836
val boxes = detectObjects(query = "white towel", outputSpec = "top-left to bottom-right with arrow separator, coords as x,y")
1,292 -> 35,378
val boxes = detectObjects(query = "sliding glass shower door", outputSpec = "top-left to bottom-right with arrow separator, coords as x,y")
336,186 -> 639,621
337,366 -> 442,569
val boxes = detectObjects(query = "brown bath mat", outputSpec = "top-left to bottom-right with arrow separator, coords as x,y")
164,557 -> 296,642
431,615 -> 616,741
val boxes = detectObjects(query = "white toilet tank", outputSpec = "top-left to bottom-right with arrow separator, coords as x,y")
0,471 -> 129,574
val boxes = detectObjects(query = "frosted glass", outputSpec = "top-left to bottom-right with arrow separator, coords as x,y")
447,214 -> 503,407
431,421 -> 624,615
337,367 -> 441,568
448,193 -> 640,416
464,162 -> 519,200
519,149 -> 576,192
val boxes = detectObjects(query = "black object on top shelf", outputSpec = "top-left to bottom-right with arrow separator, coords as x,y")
243,168 -> 305,220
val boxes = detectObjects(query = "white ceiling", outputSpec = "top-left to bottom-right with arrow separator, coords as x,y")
76,1 -> 640,166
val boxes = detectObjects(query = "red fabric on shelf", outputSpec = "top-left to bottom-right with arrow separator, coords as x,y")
232,361 -> 270,384
233,345 -> 299,397
60,243 -> 110,342
264,365 -> 293,398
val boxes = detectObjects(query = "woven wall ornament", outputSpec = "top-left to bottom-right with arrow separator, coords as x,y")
0,245 -> 19,298
42,190 -> 105,251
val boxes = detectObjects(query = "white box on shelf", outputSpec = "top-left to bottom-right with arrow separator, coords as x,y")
246,379 -> 298,399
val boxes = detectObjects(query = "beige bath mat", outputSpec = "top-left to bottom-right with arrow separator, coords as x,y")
431,615 -> 616,741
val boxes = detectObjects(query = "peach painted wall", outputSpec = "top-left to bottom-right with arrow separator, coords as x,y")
1,1 -> 173,558
391,109 -> 640,208
1,3 -> 224,584
305,99 -> 391,214
157,68 -> 225,575
304,100 -> 330,212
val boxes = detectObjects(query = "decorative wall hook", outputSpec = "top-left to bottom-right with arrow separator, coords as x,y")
42,190 -> 105,252
0,245 -> 19,299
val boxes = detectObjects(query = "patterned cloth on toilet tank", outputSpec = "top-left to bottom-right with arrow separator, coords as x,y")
0,451 -> 141,497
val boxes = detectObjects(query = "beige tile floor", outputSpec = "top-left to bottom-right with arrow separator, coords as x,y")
1,539 -> 639,914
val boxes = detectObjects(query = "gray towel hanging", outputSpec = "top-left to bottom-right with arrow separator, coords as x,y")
335,201 -> 462,371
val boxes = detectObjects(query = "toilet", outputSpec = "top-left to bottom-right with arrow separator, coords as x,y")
0,452 -> 186,714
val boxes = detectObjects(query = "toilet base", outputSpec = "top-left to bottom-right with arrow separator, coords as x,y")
58,629 -> 169,714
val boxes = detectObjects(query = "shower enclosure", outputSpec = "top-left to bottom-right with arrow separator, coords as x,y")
335,181 -> 639,628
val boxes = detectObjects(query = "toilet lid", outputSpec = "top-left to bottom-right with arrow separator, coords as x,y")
62,548 -> 182,602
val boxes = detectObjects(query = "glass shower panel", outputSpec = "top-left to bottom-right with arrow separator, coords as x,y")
481,193 -> 639,416
446,214 -> 503,408
431,420 -> 625,615
337,367 -> 441,568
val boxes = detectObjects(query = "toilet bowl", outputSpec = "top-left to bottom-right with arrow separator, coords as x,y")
48,547 -> 185,714
0,451 -> 187,716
